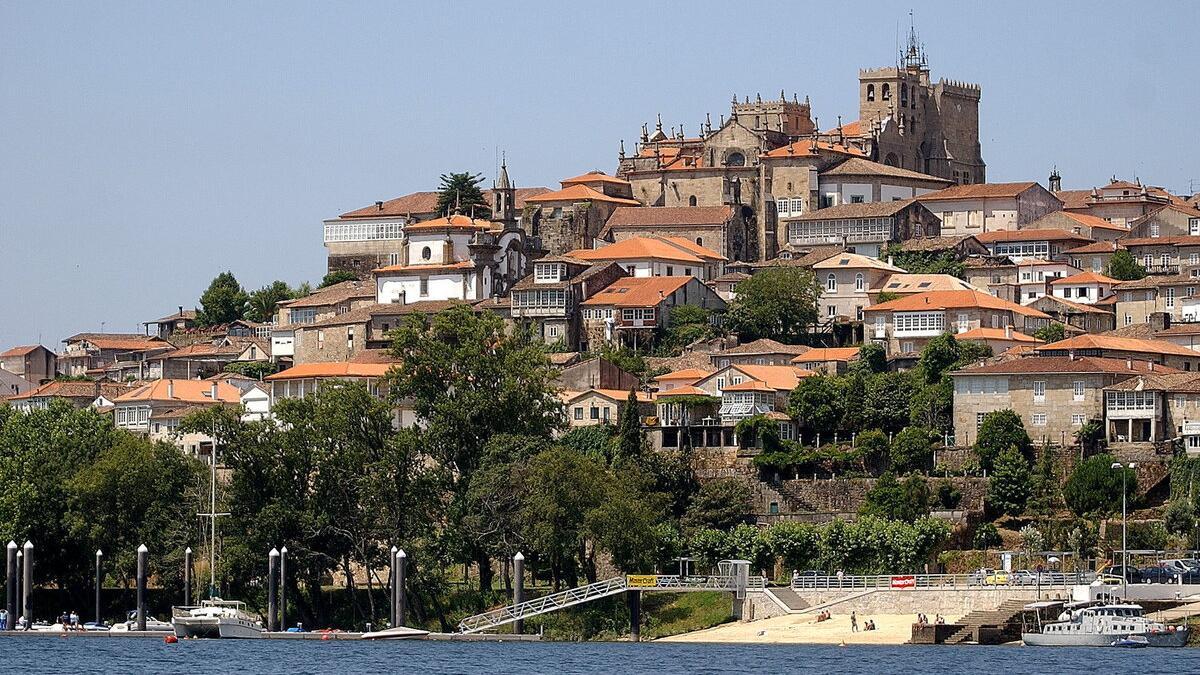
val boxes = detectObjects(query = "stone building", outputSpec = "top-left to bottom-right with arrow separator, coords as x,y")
524,172 -> 641,255
600,205 -> 751,262
1025,295 -> 1115,335
1125,204 -> 1200,240
580,276 -> 726,350
1064,241 -> 1121,274
509,258 -> 627,349
917,182 -> 1063,236
1034,334 -> 1200,371
271,280 -> 375,364
59,333 -> 171,378
782,198 -> 940,258
1023,210 -> 1129,242
950,356 -> 1169,447
962,258 -> 1079,304
1113,272 -> 1200,326
812,252 -> 904,321
1102,372 -> 1200,446
1054,176 -> 1182,227
863,289 -> 1050,358
0,345 -> 56,384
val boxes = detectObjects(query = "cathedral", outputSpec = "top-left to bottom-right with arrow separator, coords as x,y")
615,27 -> 984,260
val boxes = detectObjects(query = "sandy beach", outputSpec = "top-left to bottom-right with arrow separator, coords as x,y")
658,612 -> 960,645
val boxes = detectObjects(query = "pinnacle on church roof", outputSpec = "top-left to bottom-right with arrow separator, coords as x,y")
619,139 -> 626,158
496,157 -> 512,190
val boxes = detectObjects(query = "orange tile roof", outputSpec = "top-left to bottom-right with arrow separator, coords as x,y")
66,335 -> 168,352
524,184 -> 641,206
658,236 -> 728,261
654,368 -> 712,382
1063,241 -> 1120,255
955,327 -> 1042,343
1049,271 -> 1119,285
722,379 -> 776,392
562,388 -> 654,403
402,213 -> 492,231
113,379 -> 242,404
1059,211 -> 1129,232
567,236 -> 725,264
581,276 -> 694,307
6,380 -> 134,402
865,290 -> 1051,319
975,229 -> 1093,244
265,361 -> 395,381
791,347 -> 861,363
917,181 -> 1050,201
656,385 -> 716,397
762,139 -> 868,159
373,260 -> 476,274
954,355 -> 1180,376
1035,335 -> 1200,358
823,120 -> 863,137
338,187 -> 550,219
0,345 -> 43,358
733,365 -> 815,390
560,171 -> 631,187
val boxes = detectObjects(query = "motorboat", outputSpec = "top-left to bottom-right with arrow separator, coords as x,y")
360,625 -> 430,640
109,611 -> 173,632
1022,601 -> 1189,647
171,599 -> 264,639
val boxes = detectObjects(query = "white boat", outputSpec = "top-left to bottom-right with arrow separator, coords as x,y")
172,599 -> 264,639
360,626 -> 429,640
1022,601 -> 1189,647
108,612 -> 173,632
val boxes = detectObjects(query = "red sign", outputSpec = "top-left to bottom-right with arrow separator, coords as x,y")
890,575 -> 916,589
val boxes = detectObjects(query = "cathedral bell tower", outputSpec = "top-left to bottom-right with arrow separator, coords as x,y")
493,158 -> 517,229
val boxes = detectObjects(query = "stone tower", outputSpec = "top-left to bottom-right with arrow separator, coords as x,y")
858,22 -> 985,184
493,158 -> 517,229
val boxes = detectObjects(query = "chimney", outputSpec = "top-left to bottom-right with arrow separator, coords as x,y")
1005,325 -> 1012,339
167,380 -> 175,399
376,201 -> 384,210
178,305 -> 183,317
888,255 -> 895,267
1127,358 -> 1133,370
210,382 -> 218,399
1148,361 -> 1154,372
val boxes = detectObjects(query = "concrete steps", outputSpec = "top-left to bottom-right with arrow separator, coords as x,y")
942,598 -> 1029,645
765,587 -> 809,612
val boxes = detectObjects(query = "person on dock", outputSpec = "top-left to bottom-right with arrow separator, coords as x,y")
0,608 -> 7,630
850,611 -> 858,632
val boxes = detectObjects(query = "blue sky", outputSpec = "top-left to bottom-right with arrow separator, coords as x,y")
2,1 -> 1198,348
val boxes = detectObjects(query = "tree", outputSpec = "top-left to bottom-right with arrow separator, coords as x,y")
1076,419 -> 1105,454
918,333 -> 962,384
862,371 -> 916,434
860,472 -> 929,523
884,245 -> 966,278
890,426 -> 935,474
909,376 -> 954,433
614,388 -> 644,465
1032,322 -> 1066,344
1063,454 -> 1137,517
223,360 -> 279,380
388,306 -> 563,590
855,429 -> 890,473
320,270 -> 359,288
789,376 -> 844,437
682,478 -> 752,531
558,425 -> 614,462
435,171 -> 490,219
196,272 -> 249,326
1027,445 -> 1060,515
518,446 -> 605,589
246,280 -> 295,323
659,305 -> 716,355
974,409 -> 1032,469
1164,500 -> 1196,538
988,446 -> 1032,516
1106,249 -> 1147,281
853,343 -> 888,375
973,522 -> 1001,549
727,267 -> 821,343
763,522 -> 819,572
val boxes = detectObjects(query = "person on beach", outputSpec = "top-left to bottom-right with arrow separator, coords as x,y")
850,611 -> 858,632
836,569 -> 844,588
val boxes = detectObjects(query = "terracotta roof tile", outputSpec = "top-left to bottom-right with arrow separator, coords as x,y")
820,157 -> 951,184
975,229 -> 1093,244
6,380 -> 135,402
560,171 -> 631,187
812,252 -> 904,272
952,355 -> 1180,376
762,140 -> 868,159
917,181 -> 1052,201
955,327 -> 1042,343
718,338 -> 809,356
786,199 -> 916,221
604,206 -> 733,230
1106,372 -> 1200,392
402,213 -> 493,232
654,368 -> 713,382
113,379 -> 242,404
865,290 -> 1050,319
733,364 -> 815,390
1063,241 -> 1120,255
0,345 -> 43,358
1035,334 -> 1200,358
790,347 -> 861,363
284,280 -> 374,309
265,361 -> 395,381
581,276 -> 694,307
1049,271 -> 1120,285
567,237 -> 725,264
338,188 -> 550,219
525,184 -> 641,206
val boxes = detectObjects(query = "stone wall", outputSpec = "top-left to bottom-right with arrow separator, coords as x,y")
787,587 -> 1047,617
760,476 -> 989,517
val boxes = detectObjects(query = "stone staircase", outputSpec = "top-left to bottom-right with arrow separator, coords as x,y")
940,598 -> 1029,645
765,587 -> 809,612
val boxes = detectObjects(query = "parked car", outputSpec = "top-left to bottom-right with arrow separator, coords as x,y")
1160,559 -> 1200,575
791,570 -> 825,588
1138,566 -> 1179,584
1009,570 -> 1038,586
1101,565 -> 1143,584
968,568 -> 994,585
984,570 -> 1009,585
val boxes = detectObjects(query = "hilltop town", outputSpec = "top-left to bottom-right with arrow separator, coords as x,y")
5,29 -> 1200,637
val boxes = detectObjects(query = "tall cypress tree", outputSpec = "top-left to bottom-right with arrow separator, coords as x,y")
615,387 -> 644,464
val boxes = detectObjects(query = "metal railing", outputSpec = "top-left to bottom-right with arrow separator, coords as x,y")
790,571 -> 1096,591
458,577 -> 628,634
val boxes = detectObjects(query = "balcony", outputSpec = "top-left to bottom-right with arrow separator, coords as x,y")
1145,263 -> 1180,275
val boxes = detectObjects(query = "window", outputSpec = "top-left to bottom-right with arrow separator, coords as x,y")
726,151 -> 745,167
317,330 -> 325,350
1073,380 -> 1085,401
1167,287 -> 1176,308
574,406 -> 583,420
1125,314 -> 1133,326
856,306 -> 864,321
769,501 -> 780,515
976,412 -> 988,429
827,273 -> 837,292
534,263 -> 566,282
1191,252 -> 1199,266
1032,413 -> 1047,426
590,406 -> 600,420
622,308 -> 655,322
388,252 -> 400,266
1144,254 -> 1153,268
828,305 -> 837,317
323,220 -> 405,243
850,195 -> 865,204
1190,218 -> 1200,236
716,377 -> 726,391
421,246 -> 432,260
866,83 -> 875,101
1162,253 -> 1171,268
1151,223 -> 1161,238
882,83 -> 891,100
1106,391 -> 1156,411
901,341 -> 915,354
688,195 -> 697,206
419,277 -> 429,297
855,273 -> 865,292
666,266 -> 674,276
1033,381 -> 1046,402
347,327 -> 354,351
547,324 -> 560,339
289,308 -> 316,325
957,313 -> 970,333
894,311 -> 945,334
1072,414 -> 1085,426
778,422 -> 794,441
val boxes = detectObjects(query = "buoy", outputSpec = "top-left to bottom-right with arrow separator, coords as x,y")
321,633 -> 331,641
164,635 -> 178,644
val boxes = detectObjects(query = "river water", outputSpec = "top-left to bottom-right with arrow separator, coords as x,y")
6,638 -> 1197,674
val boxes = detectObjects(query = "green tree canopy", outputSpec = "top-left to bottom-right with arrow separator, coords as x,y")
1032,322 -> 1066,343
196,272 -> 249,326
789,376 -> 844,436
319,270 -> 359,288
435,171 -> 490,219
1063,454 -> 1137,517
682,478 -> 753,532
853,343 -> 888,375
659,305 -> 717,355
890,426 -> 936,474
860,472 -> 929,523
1106,249 -> 1147,281
727,267 -> 821,343
974,409 -> 1032,469
246,280 -> 297,323
614,388 -> 645,465
988,446 -> 1032,516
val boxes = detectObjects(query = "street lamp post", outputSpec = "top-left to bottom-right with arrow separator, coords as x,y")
1112,461 -> 1136,598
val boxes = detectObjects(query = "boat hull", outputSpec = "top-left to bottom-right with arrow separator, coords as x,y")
174,616 -> 264,639
1023,628 -> 1189,648
360,626 -> 430,640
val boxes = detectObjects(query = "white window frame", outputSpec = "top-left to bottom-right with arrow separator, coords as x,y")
1073,380 -> 1085,401
1033,380 -> 1046,403
1032,412 -> 1047,426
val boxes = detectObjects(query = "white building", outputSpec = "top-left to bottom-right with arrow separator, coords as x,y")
1049,271 -> 1119,305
